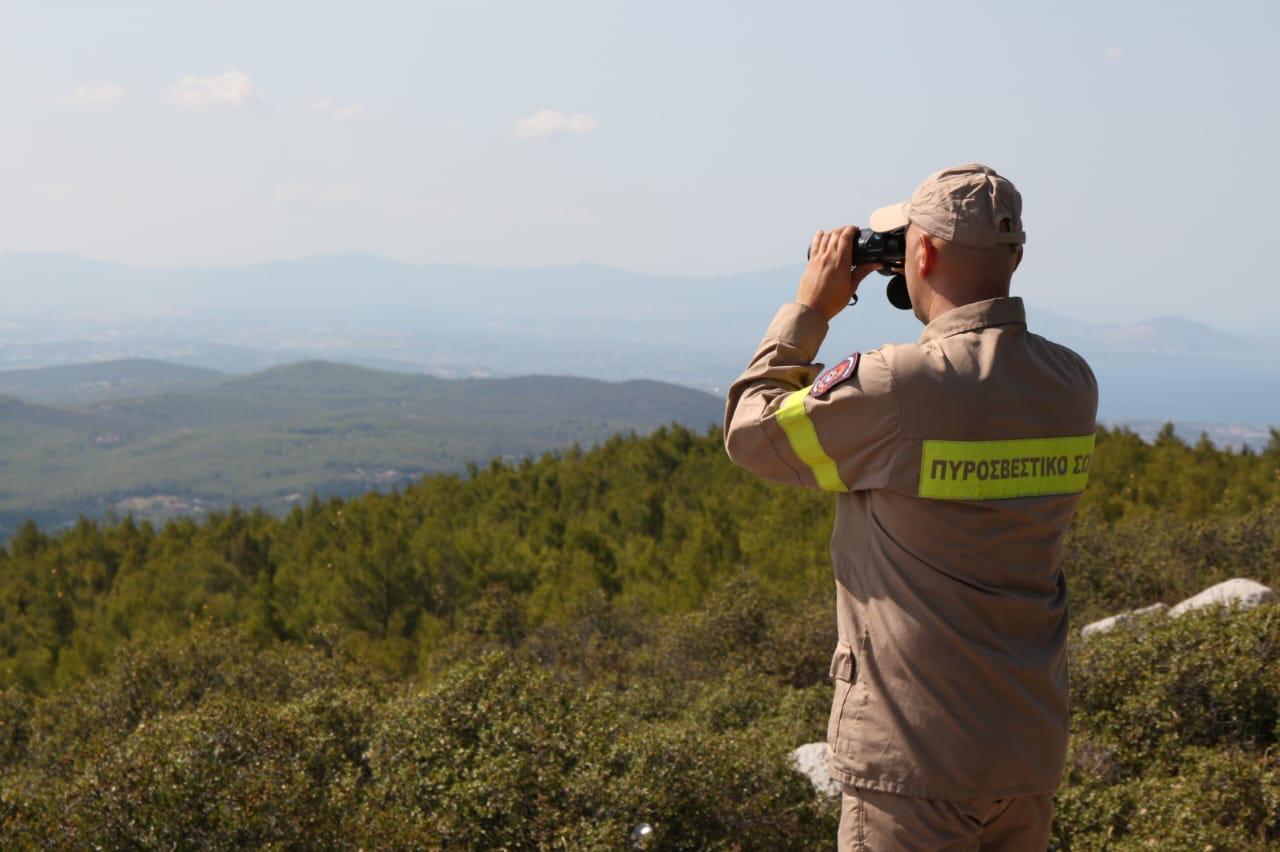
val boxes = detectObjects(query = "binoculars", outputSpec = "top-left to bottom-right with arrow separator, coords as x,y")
806,227 -> 912,310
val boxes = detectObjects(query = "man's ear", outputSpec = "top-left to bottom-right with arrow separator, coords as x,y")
1013,246 -> 1024,272
916,231 -> 936,278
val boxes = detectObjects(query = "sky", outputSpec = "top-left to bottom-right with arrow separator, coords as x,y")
1,0 -> 1277,329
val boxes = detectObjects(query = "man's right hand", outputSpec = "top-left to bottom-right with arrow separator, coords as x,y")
797,225 -> 881,321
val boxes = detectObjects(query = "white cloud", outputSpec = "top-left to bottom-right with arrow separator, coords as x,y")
299,96 -> 362,121
513,109 -> 599,140
167,70 -> 261,108
69,82 -> 123,107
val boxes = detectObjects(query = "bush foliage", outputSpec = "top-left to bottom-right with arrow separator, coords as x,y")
0,423 -> 1277,847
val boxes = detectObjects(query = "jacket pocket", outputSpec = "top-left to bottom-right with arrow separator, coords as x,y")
826,641 -> 857,744
828,641 -> 856,682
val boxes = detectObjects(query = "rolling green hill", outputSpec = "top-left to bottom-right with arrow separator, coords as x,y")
0,359 -> 225,404
0,360 -> 723,534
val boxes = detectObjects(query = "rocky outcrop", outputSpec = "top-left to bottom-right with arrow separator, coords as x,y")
1081,578 -> 1275,638
1168,578 -> 1275,618
1081,603 -> 1168,637
789,742 -> 842,798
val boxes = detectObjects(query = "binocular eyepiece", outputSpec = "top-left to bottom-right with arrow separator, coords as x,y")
806,226 -> 912,311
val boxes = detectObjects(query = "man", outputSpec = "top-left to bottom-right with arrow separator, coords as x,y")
724,164 -> 1097,850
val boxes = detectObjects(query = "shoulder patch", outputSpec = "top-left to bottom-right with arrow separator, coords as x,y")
812,353 -> 860,398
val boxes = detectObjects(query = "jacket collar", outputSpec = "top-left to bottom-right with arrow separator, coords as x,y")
918,296 -> 1026,344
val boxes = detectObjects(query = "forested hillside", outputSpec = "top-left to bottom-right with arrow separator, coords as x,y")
1,423 -> 1278,848
0,361 -> 722,534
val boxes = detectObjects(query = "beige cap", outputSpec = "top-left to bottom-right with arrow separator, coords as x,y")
868,163 -> 1026,248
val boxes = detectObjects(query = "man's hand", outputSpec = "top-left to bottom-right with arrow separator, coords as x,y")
797,225 -> 882,321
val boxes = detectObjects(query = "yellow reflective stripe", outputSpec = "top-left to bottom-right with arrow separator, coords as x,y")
919,434 -> 1096,500
776,388 -> 847,492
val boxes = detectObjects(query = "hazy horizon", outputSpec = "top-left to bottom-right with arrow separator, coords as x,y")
1,249 -> 1274,347
3,1 -> 1279,332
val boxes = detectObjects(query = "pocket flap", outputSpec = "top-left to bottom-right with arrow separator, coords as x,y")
828,642 -> 855,681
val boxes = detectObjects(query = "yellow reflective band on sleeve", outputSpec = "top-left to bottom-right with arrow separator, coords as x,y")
919,434 -> 1096,500
776,388 -> 847,492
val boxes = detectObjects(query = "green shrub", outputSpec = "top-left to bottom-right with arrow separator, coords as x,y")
1063,507 -> 1280,625
1068,605 -> 1280,773
1053,603 -> 1280,849
36,689 -> 372,850
16,628 -> 388,783
1054,747 -> 1280,851
0,630 -> 387,849
0,688 -> 32,768
1,598 -> 1277,849
361,651 -> 833,850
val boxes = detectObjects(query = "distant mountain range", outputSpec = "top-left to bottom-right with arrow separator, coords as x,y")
1034,313 -> 1245,357
0,360 -> 722,535
1,252 -> 1275,424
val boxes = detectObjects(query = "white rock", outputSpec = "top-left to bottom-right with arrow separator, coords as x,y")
789,742 -> 842,798
1169,578 -> 1276,618
1081,602 -> 1168,637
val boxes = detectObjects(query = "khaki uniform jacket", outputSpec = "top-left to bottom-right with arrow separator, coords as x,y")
724,296 -> 1098,800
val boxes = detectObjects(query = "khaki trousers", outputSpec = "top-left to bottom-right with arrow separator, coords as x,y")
838,786 -> 1053,851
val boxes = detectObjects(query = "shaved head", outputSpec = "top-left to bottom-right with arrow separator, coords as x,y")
904,224 -> 1023,324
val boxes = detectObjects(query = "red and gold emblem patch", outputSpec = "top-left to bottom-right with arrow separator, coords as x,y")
812,353 -> 860,398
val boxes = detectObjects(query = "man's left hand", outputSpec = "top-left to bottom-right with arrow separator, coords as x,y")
797,225 -> 882,321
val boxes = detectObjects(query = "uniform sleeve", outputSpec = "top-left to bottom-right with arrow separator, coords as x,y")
724,302 -> 900,492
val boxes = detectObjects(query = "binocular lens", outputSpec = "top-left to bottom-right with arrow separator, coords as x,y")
886,274 -> 912,310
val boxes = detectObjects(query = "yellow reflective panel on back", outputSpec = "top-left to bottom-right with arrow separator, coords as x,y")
777,388 -> 847,492
919,434 -> 1096,500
